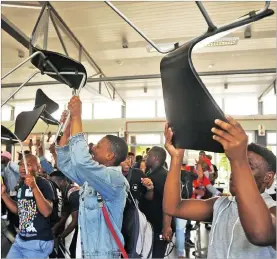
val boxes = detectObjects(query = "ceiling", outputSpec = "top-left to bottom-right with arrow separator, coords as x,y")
1,1 -> 276,105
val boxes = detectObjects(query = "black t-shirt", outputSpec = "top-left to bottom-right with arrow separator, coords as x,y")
125,168 -> 147,202
16,176 -> 55,241
139,166 -> 174,233
63,185 -> 80,215
180,170 -> 198,199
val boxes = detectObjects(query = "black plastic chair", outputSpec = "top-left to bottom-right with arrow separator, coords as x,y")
160,6 -> 274,152
1,105 -> 46,174
34,89 -> 60,126
1,3 -> 87,140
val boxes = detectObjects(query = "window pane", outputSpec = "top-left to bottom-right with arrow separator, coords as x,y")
1,105 -> 12,121
14,103 -> 33,119
87,133 -> 118,144
130,134 -> 161,145
126,100 -> 155,118
267,132 -> 276,145
224,96 -> 258,115
157,100 -> 166,118
94,102 -> 122,119
82,102 -> 92,120
263,95 -> 276,115
52,103 -> 66,120
214,97 -> 223,110
246,131 -> 254,144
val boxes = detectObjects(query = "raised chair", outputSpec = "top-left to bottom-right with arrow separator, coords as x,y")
105,1 -> 273,153
1,105 -> 46,175
1,3 -> 87,141
160,2 -> 274,152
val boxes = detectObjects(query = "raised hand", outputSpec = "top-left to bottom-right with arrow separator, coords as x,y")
68,96 -> 82,119
24,174 -> 37,190
164,123 -> 184,158
141,178 -> 154,190
212,115 -> 248,162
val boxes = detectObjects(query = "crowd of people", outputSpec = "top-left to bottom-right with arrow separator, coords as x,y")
1,96 -> 276,259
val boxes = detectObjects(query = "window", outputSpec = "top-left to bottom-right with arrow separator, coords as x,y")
267,132 -> 276,156
14,103 -> 33,119
224,96 -> 258,115
94,102 -> 122,119
1,105 -> 12,121
87,133 -> 118,144
267,132 -> 276,145
51,103 -> 66,120
126,100 -> 155,118
246,131 -> 254,144
213,97 -> 223,110
263,94 -> 276,115
82,102 -> 93,120
130,134 -> 161,145
157,100 -> 166,117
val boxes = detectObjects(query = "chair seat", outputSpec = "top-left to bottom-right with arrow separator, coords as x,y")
34,89 -> 60,126
1,125 -> 18,143
39,110 -> 60,126
15,105 -> 46,142
160,8 -> 274,153
30,46 -> 87,90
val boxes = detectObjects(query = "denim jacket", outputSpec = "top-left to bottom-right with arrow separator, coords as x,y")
56,133 -> 129,258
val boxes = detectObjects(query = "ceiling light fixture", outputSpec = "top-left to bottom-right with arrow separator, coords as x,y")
147,37 -> 239,53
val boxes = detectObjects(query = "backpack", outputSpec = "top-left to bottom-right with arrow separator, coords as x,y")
122,169 -> 154,258
48,179 -> 63,227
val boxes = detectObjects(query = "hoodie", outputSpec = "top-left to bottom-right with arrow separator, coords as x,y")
207,192 -> 276,259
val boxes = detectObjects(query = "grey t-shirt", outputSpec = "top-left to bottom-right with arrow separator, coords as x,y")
207,192 -> 276,259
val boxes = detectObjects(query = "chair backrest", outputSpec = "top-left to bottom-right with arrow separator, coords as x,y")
34,89 -> 60,125
1,125 -> 18,144
29,3 -> 87,90
14,105 -> 46,142
160,8 -> 274,153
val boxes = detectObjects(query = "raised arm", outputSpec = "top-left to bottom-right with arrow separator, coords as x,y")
163,123 -> 217,222
56,111 -> 84,185
212,115 -> 276,247
62,97 -> 125,200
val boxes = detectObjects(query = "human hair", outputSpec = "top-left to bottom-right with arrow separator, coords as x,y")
136,155 -> 143,162
150,146 -> 167,166
128,152 -> 135,156
105,135 -> 128,166
146,148 -> 150,152
199,150 -> 205,155
248,143 -> 276,173
49,170 -> 68,181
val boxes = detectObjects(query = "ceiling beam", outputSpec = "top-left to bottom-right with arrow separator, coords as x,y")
2,68 -> 275,89
258,80 -> 276,102
1,1 -> 42,9
1,15 -> 30,49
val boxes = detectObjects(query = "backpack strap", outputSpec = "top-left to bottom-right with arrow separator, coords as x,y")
126,168 -> 133,183
67,186 -> 80,200
97,193 -> 128,259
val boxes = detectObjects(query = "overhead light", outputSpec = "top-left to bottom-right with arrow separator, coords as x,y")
147,36 -> 239,53
208,64 -> 214,68
205,37 -> 239,47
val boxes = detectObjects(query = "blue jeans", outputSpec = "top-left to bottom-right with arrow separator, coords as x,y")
175,218 -> 187,257
7,235 -> 54,259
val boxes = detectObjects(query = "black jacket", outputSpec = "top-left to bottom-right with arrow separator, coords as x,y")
180,170 -> 198,199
